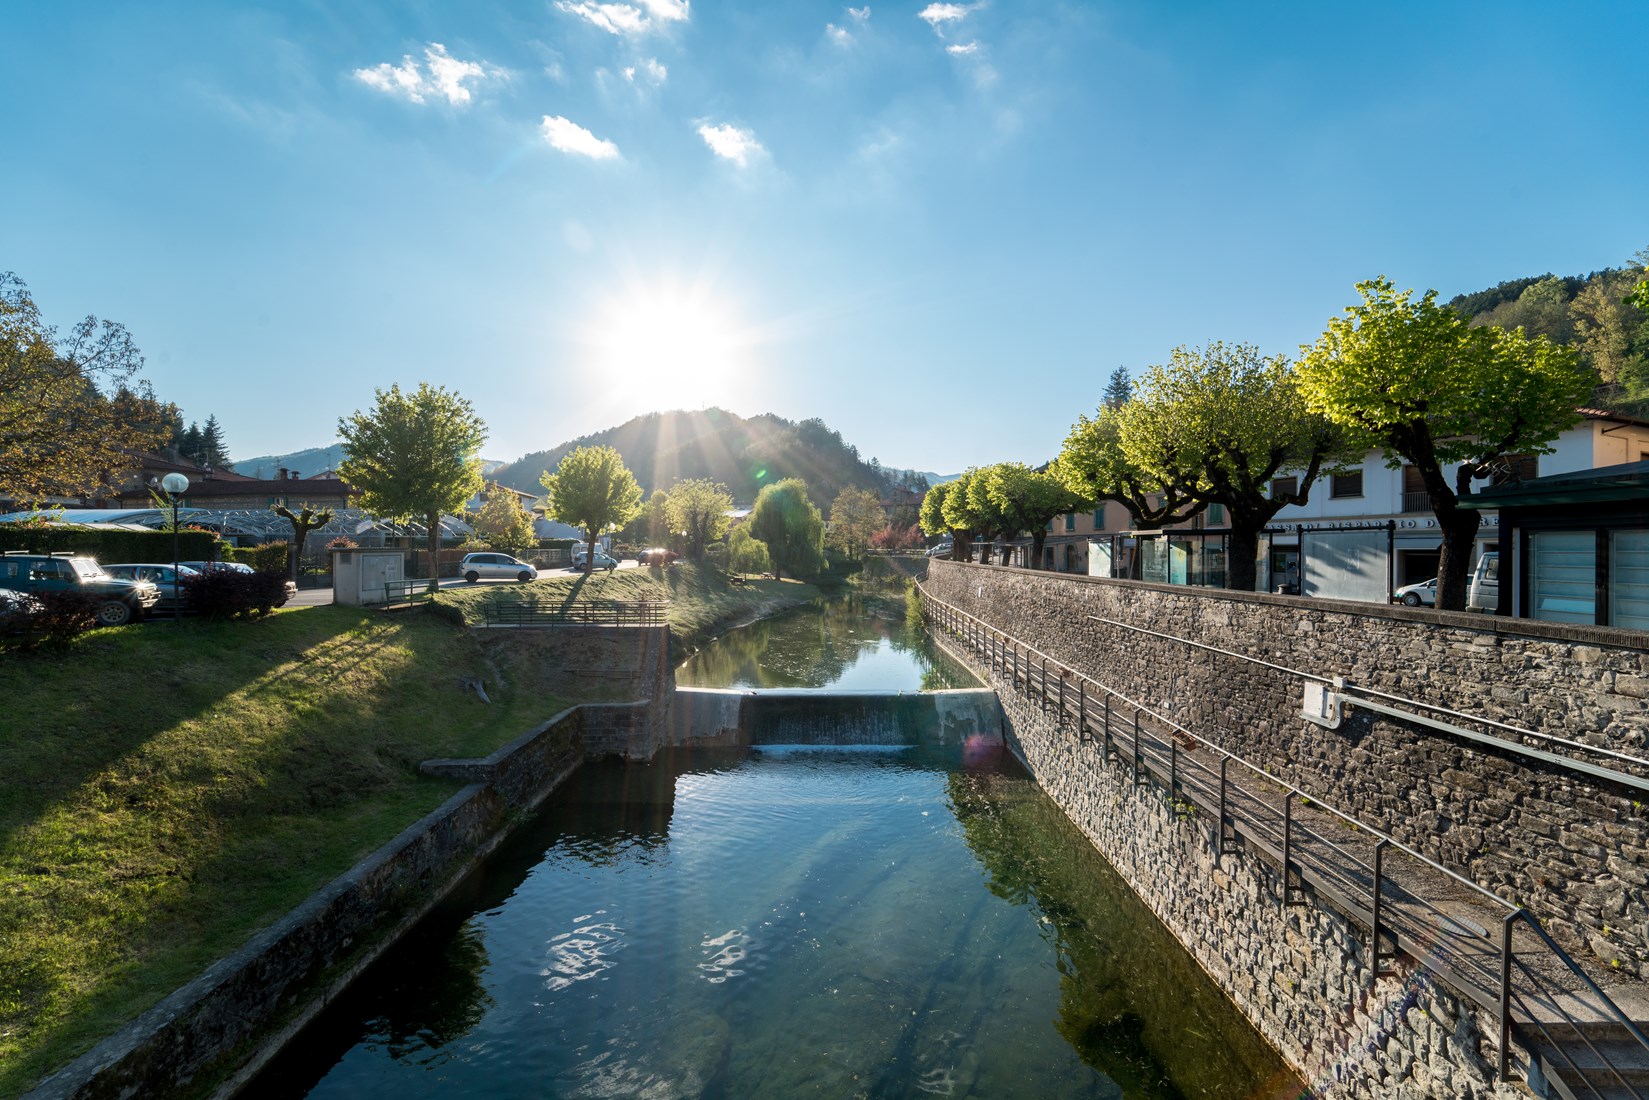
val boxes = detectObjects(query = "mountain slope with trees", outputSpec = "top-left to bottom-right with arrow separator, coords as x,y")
488,407 -> 917,508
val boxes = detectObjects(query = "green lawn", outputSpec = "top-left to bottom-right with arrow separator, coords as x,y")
0,562 -> 813,1096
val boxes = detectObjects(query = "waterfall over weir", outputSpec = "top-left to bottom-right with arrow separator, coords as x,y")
671,686 -> 1004,748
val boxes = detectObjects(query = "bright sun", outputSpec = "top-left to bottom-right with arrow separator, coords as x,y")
585,281 -> 750,407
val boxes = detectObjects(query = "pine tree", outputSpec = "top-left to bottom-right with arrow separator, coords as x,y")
1102,366 -> 1132,409
200,415 -> 229,466
181,422 -> 203,464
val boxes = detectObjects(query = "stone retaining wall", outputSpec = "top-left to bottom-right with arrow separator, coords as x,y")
936,625 -> 1523,1099
923,561 -> 1649,977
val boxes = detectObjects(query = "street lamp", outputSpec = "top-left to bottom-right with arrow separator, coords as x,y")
161,472 -> 189,623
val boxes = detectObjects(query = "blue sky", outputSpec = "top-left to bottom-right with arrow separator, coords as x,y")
5,2 -> 1646,474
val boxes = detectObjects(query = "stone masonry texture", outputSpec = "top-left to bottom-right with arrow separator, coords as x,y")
923,561 -> 1649,978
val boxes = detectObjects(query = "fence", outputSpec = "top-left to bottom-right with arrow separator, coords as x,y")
919,583 -> 1649,1099
479,599 -> 667,627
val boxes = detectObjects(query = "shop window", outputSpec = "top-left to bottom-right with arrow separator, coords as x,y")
1610,530 -> 1649,631
1529,531 -> 1595,625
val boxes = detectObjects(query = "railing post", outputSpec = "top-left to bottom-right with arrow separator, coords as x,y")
1281,792 -> 1294,911
1217,757 -> 1229,853
1169,739 -> 1178,802
1102,693 -> 1112,757
1500,912 -> 1515,1081
1370,839 -> 1388,985
1132,710 -> 1142,785
1077,680 -> 1087,742
1057,674 -> 1066,731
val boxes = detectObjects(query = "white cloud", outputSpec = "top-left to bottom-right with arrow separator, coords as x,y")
542,115 -> 621,159
848,6 -> 871,21
945,41 -> 979,55
556,0 -> 689,36
918,2 -> 981,34
826,23 -> 851,45
354,43 -> 497,106
622,57 -> 668,83
697,123 -> 764,167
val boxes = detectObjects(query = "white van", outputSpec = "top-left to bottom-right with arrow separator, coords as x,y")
1467,551 -> 1499,612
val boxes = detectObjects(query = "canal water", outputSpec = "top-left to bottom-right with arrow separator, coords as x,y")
245,590 -> 1302,1099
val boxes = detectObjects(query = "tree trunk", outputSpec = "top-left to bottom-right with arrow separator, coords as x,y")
1435,509 -> 1483,611
1226,524 -> 1261,591
586,533 -> 599,572
1030,533 -> 1046,569
427,512 -> 441,582
290,526 -> 306,582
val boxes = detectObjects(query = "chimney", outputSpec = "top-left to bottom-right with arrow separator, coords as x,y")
290,470 -> 300,480
276,466 -> 288,481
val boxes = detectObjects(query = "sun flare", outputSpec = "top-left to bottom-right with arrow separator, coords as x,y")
584,280 -> 753,407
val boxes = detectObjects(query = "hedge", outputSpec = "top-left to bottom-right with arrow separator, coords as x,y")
0,526 -> 220,563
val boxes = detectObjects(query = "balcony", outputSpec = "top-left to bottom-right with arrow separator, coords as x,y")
1402,491 -> 1431,513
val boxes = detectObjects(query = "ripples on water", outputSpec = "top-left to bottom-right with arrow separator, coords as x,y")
248,748 -> 1299,1099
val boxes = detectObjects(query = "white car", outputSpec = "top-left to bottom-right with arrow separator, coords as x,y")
571,548 -> 619,572
460,552 -> 538,583
1393,578 -> 1436,607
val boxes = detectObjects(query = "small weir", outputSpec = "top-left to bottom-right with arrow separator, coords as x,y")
243,588 -> 1302,1098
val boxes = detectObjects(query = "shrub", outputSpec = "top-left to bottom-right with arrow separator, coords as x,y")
326,536 -> 358,550
227,542 -> 290,573
182,570 -> 288,620
8,592 -> 101,650
0,526 -> 221,563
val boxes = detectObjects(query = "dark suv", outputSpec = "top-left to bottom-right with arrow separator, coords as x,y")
0,552 -> 160,626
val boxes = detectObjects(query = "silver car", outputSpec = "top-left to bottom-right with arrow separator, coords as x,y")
105,563 -> 203,612
460,552 -> 539,583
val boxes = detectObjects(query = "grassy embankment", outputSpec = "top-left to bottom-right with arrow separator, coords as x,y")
0,562 -> 814,1097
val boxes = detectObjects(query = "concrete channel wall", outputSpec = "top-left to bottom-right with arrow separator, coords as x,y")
922,560 -> 1649,977
931,625 -> 1523,1099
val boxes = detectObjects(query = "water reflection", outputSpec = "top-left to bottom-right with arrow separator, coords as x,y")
677,590 -> 974,691
949,769 -> 1304,1100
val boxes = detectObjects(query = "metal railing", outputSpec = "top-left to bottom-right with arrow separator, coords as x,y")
918,583 -> 1648,1098
479,599 -> 667,626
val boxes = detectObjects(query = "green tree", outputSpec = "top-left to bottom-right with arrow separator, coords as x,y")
272,502 -> 335,581
666,478 -> 734,561
747,478 -> 824,580
919,480 -> 972,562
1122,342 -> 1353,591
962,467 -> 1017,564
1053,405 -> 1207,531
982,463 -> 1089,570
727,524 -> 771,576
337,382 -> 487,578
200,414 -> 230,467
643,488 -> 672,544
1298,277 -> 1590,610
472,482 -> 536,550
826,486 -> 885,562
539,444 -> 643,566
0,272 -> 170,505
1102,366 -> 1132,410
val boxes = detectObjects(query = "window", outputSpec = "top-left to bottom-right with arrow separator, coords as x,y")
1270,477 -> 1298,500
1611,531 -> 1649,631
1093,506 -> 1105,528
1529,531 -> 1595,625
1330,471 -> 1363,498
1064,514 -> 1075,532
1205,503 -> 1224,526
1401,466 -> 1429,513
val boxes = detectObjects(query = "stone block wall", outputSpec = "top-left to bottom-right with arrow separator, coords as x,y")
949,627 -> 1524,1100
923,561 -> 1649,977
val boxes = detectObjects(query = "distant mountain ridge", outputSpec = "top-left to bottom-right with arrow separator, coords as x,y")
231,444 -> 348,480
488,408 -> 914,507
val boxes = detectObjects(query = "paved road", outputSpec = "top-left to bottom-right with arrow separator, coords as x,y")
285,560 -> 641,608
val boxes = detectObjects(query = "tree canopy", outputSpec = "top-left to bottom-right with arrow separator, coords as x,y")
472,483 -> 536,549
272,502 -> 335,580
747,477 -> 824,580
1298,277 -> 1590,609
1122,342 -> 1352,590
1053,405 -> 1206,531
826,486 -> 885,562
980,462 -> 1088,570
337,382 -> 488,575
0,272 -> 171,505
539,444 -> 644,564
665,478 -> 733,560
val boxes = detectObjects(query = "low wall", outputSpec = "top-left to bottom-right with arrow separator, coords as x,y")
28,713 -> 586,1100
670,687 -> 1002,748
924,561 -> 1649,977
936,627 -> 1522,1098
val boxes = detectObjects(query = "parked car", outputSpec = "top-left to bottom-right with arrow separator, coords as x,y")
177,561 -> 298,605
1392,577 -> 1437,607
460,552 -> 539,583
1468,551 -> 1500,613
572,548 -> 620,572
636,547 -> 678,566
105,563 -> 203,613
926,541 -> 954,558
0,551 -> 159,626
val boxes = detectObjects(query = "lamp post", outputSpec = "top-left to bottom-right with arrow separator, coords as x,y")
161,473 -> 189,623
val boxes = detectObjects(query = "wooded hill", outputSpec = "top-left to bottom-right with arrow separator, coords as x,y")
1446,250 -> 1649,407
487,408 -> 922,507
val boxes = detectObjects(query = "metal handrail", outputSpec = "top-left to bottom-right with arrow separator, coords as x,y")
917,582 -> 1649,1093
480,598 -> 667,626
